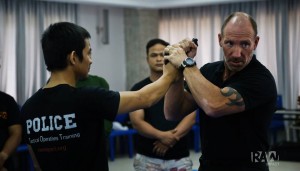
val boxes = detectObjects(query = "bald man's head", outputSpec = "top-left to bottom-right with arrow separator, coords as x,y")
221,12 -> 257,37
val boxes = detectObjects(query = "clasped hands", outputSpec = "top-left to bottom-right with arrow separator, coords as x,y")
152,129 -> 179,157
163,38 -> 198,69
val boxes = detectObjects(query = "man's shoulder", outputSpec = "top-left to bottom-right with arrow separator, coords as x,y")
22,85 -> 74,108
88,75 -> 107,82
0,91 -> 13,101
246,56 -> 274,77
203,60 -> 223,68
77,75 -> 109,89
200,61 -> 224,74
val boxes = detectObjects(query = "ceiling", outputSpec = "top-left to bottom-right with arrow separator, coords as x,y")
37,0 -> 264,9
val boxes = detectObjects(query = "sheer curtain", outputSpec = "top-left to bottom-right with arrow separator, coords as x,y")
159,0 -> 300,109
0,0 -> 17,99
0,0 -> 76,105
287,1 -> 300,107
159,7 -> 222,67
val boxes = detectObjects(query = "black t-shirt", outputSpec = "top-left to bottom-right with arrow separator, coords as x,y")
131,77 -> 189,160
195,56 -> 277,163
0,91 -> 21,147
21,84 -> 120,171
0,91 -> 21,170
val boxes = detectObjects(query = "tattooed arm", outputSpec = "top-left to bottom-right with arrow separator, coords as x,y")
165,65 -> 245,119
220,87 -> 244,107
180,67 -> 245,118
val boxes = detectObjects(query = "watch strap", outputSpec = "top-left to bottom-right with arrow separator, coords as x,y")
179,58 -> 196,71
179,60 -> 187,71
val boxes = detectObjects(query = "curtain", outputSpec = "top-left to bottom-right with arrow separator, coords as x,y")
0,0 -> 17,99
0,0 -> 76,105
159,0 -> 300,109
286,1 -> 300,107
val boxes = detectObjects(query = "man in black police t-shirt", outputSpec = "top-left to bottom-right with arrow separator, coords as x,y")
21,22 -> 178,171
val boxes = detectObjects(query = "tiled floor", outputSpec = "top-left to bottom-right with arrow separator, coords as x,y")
108,150 -> 300,171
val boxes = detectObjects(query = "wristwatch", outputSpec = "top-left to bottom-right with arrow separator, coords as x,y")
179,57 -> 196,71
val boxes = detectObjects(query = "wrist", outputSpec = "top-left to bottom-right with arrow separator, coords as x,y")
0,151 -> 8,161
155,131 -> 163,140
179,57 -> 196,71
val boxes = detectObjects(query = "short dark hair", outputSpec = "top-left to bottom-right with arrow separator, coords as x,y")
41,22 -> 91,71
146,38 -> 169,55
221,12 -> 258,37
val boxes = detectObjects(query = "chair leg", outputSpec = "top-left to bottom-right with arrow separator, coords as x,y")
109,136 -> 115,161
193,126 -> 200,152
128,134 -> 134,158
28,153 -> 34,171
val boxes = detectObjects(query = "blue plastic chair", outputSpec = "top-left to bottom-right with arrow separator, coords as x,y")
108,113 -> 138,161
191,125 -> 200,152
191,109 -> 201,152
16,144 -> 34,171
269,95 -> 285,143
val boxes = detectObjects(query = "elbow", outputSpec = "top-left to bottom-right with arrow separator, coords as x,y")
164,107 -> 175,121
164,109 -> 182,121
131,122 -> 139,130
202,101 -> 245,118
164,109 -> 172,121
202,103 -> 224,118
205,110 -> 222,118
164,113 -> 176,121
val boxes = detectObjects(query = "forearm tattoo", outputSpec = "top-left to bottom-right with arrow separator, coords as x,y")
220,87 -> 245,106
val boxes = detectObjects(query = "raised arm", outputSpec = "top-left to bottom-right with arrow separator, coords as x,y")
164,39 -> 245,118
163,39 -> 199,120
164,77 -> 196,121
183,67 -> 245,117
118,63 -> 178,114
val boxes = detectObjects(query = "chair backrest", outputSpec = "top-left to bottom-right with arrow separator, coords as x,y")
276,95 -> 283,110
115,113 -> 129,124
272,95 -> 284,121
196,109 -> 200,124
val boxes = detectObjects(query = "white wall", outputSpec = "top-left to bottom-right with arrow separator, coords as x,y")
77,5 -> 126,91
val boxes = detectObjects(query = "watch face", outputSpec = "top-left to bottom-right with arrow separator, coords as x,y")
185,57 -> 195,66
